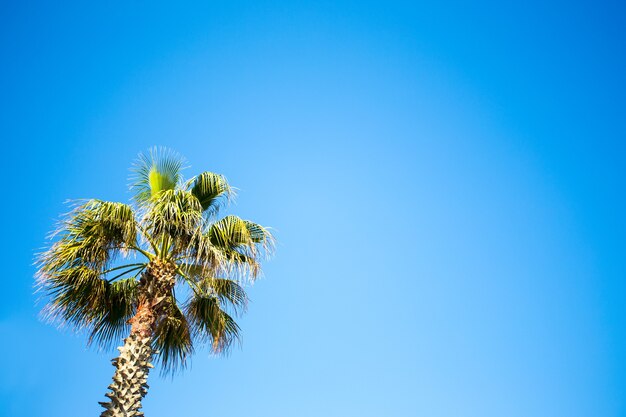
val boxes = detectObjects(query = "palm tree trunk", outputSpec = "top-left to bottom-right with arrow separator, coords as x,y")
99,260 -> 176,417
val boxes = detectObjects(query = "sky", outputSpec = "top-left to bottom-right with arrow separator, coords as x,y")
1,1 -> 625,416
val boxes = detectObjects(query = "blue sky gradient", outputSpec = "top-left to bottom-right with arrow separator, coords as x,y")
1,1 -> 625,416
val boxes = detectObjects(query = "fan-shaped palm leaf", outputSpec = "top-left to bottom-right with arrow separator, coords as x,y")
186,290 -> 241,354
143,189 -> 203,244
89,277 -> 139,348
177,263 -> 248,315
40,200 -> 138,272
208,215 -> 274,279
131,147 -> 185,205
189,171 -> 233,215
153,295 -> 193,373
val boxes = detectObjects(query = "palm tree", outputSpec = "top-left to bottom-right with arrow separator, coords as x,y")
36,148 -> 273,417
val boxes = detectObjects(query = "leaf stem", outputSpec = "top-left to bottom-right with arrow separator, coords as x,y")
102,263 -> 147,275
106,265 -> 145,283
136,224 -> 160,255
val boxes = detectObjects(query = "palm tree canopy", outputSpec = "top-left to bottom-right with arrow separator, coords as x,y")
37,148 -> 273,373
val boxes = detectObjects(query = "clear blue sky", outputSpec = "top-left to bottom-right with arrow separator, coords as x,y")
1,1 -> 625,416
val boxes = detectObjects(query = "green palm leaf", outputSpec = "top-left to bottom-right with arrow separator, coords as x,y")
131,147 -> 185,205
38,266 -> 138,346
153,295 -> 193,374
189,171 -> 233,215
186,290 -> 241,354
143,189 -> 203,242
177,264 -> 248,315
39,265 -> 108,329
207,215 -> 274,280
204,278 -> 248,315
40,200 -> 138,272
89,278 -> 138,348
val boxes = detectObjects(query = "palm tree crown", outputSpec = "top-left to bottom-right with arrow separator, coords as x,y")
37,148 -> 273,373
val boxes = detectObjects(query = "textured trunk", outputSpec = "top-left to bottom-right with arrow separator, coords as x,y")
99,260 -> 176,417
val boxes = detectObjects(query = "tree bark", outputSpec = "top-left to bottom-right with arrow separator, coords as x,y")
99,260 -> 176,417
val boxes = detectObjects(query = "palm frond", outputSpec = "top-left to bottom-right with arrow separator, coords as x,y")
38,265 -> 107,329
177,230 -> 225,274
39,200 -> 138,273
142,189 -> 203,246
131,147 -> 185,205
203,278 -> 248,315
185,290 -> 241,354
188,172 -> 234,216
208,215 -> 274,280
153,295 -> 193,374
177,262 -> 206,279
89,277 -> 138,349
37,265 -> 138,346
209,216 -> 274,253
177,264 -> 248,315
35,199 -> 143,348
243,220 -> 274,251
